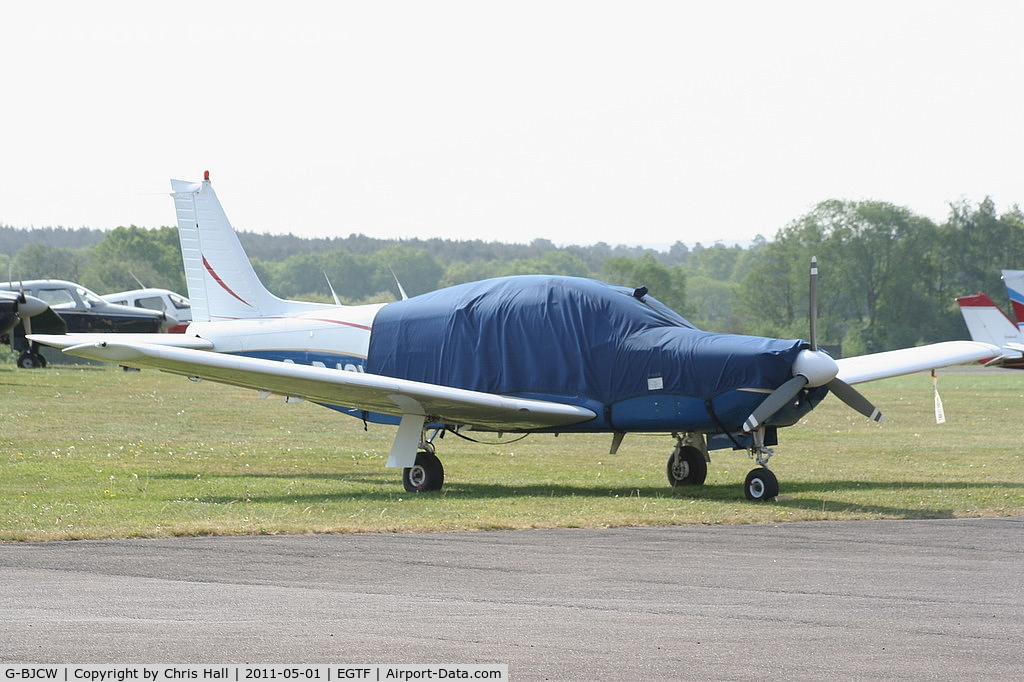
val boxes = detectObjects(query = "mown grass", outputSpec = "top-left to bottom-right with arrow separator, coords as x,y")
1,363 -> 1022,541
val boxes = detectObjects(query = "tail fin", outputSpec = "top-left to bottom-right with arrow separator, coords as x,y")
956,292 -> 1024,349
1000,269 -> 1024,327
171,173 -> 291,322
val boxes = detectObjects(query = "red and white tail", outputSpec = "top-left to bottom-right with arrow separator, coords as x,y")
171,173 -> 325,322
956,292 -> 1024,367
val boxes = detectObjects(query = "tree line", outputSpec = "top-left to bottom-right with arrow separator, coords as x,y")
2,195 -> 1021,355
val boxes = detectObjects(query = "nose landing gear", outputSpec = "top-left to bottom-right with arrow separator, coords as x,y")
743,467 -> 779,501
744,427 -> 778,501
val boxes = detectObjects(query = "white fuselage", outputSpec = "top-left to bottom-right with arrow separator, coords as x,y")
187,302 -> 386,370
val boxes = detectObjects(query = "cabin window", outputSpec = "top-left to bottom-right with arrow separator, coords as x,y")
135,296 -> 165,312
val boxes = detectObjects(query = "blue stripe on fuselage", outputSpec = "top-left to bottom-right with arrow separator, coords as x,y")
239,349 -> 367,372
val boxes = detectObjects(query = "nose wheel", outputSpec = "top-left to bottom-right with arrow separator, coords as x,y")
744,467 -> 779,501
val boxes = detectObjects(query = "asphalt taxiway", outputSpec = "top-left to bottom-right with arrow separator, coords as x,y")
1,517 -> 1021,680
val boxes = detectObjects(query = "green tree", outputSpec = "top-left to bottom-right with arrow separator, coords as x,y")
936,198 -> 1024,305
269,250 -> 380,302
370,245 -> 445,298
686,243 -> 744,281
603,254 -> 687,315
737,200 -> 947,350
440,260 -> 506,287
499,252 -> 594,278
12,243 -> 82,282
823,201 -> 945,350
686,276 -> 740,331
81,226 -> 185,293
736,240 -> 807,339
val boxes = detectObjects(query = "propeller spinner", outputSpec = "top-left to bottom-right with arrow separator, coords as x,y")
16,284 -> 48,337
742,257 -> 883,433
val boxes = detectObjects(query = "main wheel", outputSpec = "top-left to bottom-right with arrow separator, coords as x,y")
666,445 -> 708,486
402,450 -> 445,492
744,467 -> 779,501
17,351 -> 45,369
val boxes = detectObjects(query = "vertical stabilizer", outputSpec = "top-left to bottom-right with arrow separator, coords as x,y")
956,292 -> 1024,347
171,173 -> 289,322
1000,269 -> 1024,329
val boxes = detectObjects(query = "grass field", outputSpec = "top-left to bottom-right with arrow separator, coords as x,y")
1,363 -> 1022,541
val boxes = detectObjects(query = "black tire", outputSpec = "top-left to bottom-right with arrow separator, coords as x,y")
744,467 -> 779,501
666,445 -> 708,486
17,351 -> 45,369
402,450 -> 445,492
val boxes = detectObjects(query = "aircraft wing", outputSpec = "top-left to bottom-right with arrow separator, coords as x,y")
834,340 -> 1000,384
32,337 -> 597,432
29,333 -> 215,350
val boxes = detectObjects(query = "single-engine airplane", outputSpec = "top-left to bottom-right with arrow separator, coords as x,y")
30,173 -> 999,500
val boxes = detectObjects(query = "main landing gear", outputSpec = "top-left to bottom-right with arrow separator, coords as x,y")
665,431 -> 780,501
666,434 -> 708,486
17,349 -> 46,368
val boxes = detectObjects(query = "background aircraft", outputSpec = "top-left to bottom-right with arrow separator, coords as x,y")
31,174 -> 998,500
0,283 -> 66,368
956,269 -> 1024,369
1,279 -> 174,368
1001,269 -> 1024,329
102,287 -> 192,333
0,288 -> 49,340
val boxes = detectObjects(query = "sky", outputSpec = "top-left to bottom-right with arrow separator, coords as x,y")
2,1 -> 1022,249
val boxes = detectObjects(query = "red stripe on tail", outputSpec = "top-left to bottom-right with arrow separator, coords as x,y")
202,255 -> 252,307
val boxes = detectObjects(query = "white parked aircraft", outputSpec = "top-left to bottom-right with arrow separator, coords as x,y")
102,288 -> 192,333
31,173 -> 998,500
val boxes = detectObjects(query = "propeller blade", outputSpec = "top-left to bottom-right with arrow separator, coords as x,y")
744,257 -> 883,433
803,257 -> 883,425
743,375 -> 808,432
826,377 -> 883,423
809,256 -> 818,351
